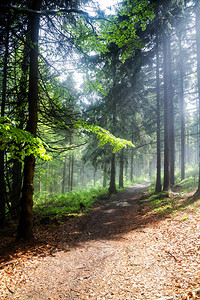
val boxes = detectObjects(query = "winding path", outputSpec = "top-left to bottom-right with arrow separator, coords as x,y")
0,183 -> 200,299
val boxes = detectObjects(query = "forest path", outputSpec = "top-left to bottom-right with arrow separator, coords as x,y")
1,183 -> 200,299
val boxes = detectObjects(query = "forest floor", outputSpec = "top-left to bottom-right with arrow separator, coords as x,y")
0,183 -> 200,299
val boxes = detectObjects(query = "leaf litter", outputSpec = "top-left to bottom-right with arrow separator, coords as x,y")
0,183 -> 200,299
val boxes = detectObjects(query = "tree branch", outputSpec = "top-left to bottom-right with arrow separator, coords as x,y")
0,5 -> 90,17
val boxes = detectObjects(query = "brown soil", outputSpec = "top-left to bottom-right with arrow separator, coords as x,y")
0,183 -> 200,300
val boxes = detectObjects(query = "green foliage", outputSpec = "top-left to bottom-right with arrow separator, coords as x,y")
98,0 -> 154,62
33,187 -> 110,221
141,191 -> 177,216
0,117 -> 52,162
148,191 -> 169,202
76,122 -> 134,152
176,177 -> 197,193
152,202 -> 177,215
69,0 -> 154,62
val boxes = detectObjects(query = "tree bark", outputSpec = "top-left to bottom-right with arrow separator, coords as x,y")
11,160 -> 22,219
0,18 -> 9,227
93,168 -> 96,187
163,34 -> 171,191
103,163 -> 107,187
168,37 -> 175,187
70,152 -> 74,191
177,30 -> 185,181
195,0 -> 200,195
109,81 -> 117,194
119,149 -> 124,188
62,154 -> 67,194
11,40 -> 29,219
130,128 -> 134,182
155,32 -> 162,193
196,98 -> 199,165
109,153 -> 117,194
17,0 -> 42,240
68,155 -> 71,192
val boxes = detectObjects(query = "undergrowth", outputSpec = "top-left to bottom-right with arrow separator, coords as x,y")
33,187 -> 111,223
175,176 -> 197,193
145,169 -> 199,216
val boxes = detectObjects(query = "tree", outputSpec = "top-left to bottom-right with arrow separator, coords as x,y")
168,36 -> 175,187
195,0 -> 200,196
177,29 -> 186,181
0,16 -> 9,227
17,0 -> 42,240
155,30 -> 162,193
1,0 -> 192,239
163,33 -> 171,191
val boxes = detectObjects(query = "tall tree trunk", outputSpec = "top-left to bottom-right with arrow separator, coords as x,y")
68,134 -> 74,192
62,154 -> 67,194
82,164 -> 85,189
155,32 -> 162,193
195,0 -> 200,195
130,150 -> 134,182
177,30 -> 185,181
196,98 -> 199,165
109,83 -> 117,194
163,35 -> 171,191
45,161 -> 49,194
17,0 -> 42,240
70,152 -> 74,191
125,160 -> 128,183
103,163 -> 107,187
130,128 -> 134,182
119,149 -> 124,188
168,37 -> 175,187
186,130 -> 190,164
11,161 -> 22,219
93,168 -> 96,187
11,40 -> 29,219
0,18 -> 9,227
109,153 -> 117,194
68,155 -> 71,192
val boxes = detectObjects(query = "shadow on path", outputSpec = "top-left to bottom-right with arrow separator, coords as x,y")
0,182 -> 164,266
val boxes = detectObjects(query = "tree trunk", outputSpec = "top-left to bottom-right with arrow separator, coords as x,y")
195,0 -> 200,195
70,152 -> 74,191
163,35 -> 171,191
11,160 -> 22,219
119,149 -> 124,188
45,161 -> 49,193
11,40 -> 29,219
109,153 -> 117,194
168,37 -> 175,187
103,163 -> 107,187
62,154 -> 67,194
109,81 -> 117,194
186,129 -> 190,164
177,30 -> 185,181
68,155 -> 71,192
196,98 -> 199,165
17,0 -> 42,240
0,18 -> 9,227
130,128 -> 134,182
0,152 -> 6,227
155,32 -> 162,193
82,164 -> 85,189
93,168 -> 96,187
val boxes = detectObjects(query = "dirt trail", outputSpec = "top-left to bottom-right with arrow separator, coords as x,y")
0,183 -> 200,299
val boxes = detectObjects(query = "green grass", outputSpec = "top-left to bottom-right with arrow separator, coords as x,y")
33,187 -> 110,222
175,176 -> 197,193
144,191 -> 176,215
144,176 -> 199,216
